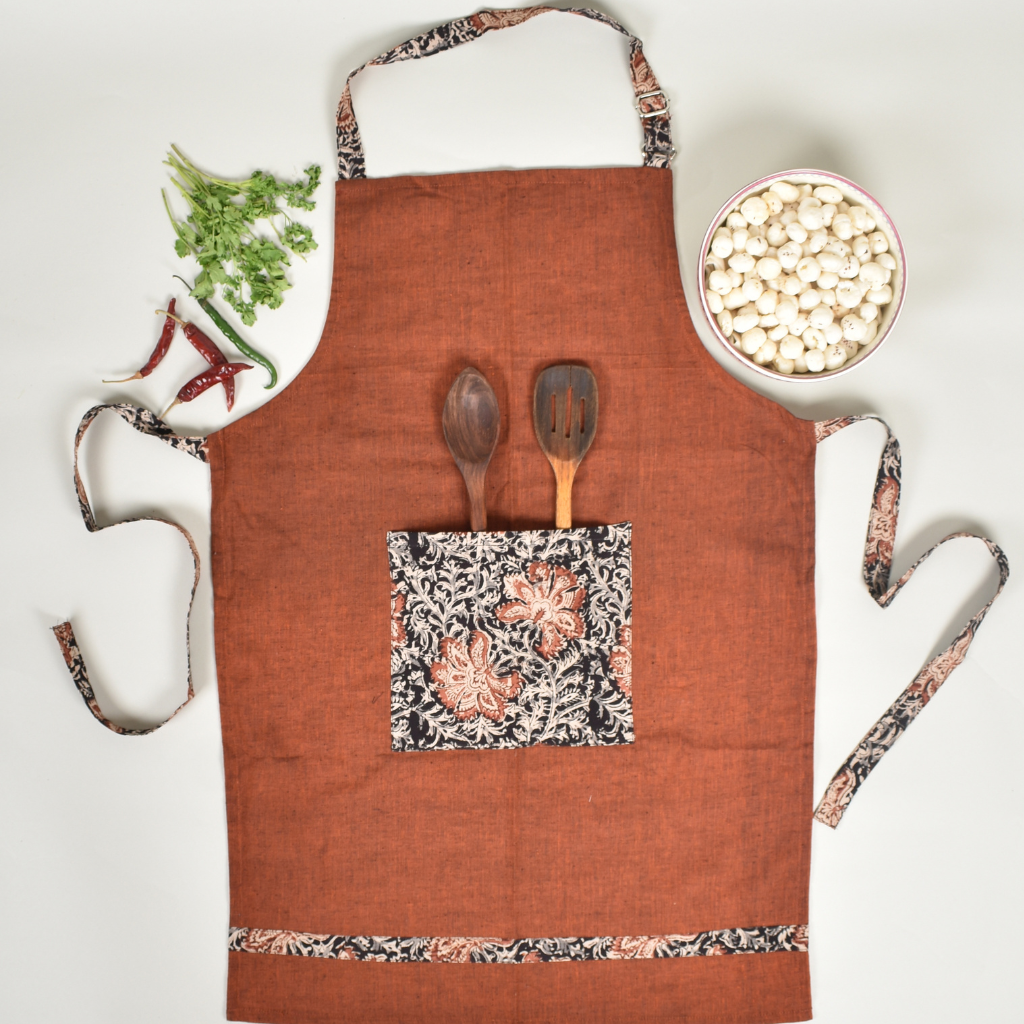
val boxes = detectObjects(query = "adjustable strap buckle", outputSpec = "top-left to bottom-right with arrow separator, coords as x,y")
635,89 -> 670,119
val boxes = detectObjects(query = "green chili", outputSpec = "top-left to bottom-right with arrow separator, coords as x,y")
174,276 -> 277,388
197,297 -> 277,389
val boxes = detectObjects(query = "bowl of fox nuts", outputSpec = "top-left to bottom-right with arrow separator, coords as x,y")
698,170 -> 906,381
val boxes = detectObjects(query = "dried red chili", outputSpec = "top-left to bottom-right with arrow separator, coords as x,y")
157,308 -> 236,411
103,298 -> 177,383
161,362 -> 251,417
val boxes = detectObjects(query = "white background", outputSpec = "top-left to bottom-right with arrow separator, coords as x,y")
1,2 -> 1021,1021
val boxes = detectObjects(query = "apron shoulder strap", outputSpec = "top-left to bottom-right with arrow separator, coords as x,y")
52,404 -> 208,735
336,6 -> 673,179
813,415 -> 1009,827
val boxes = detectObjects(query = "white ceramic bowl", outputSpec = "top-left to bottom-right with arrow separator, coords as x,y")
698,169 -> 906,382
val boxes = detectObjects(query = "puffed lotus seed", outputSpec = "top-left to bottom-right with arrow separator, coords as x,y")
786,221 -> 809,243
808,304 -> 834,329
711,234 -> 733,258
823,322 -> 844,346
777,241 -> 802,269
707,179 -> 898,375
746,235 -> 769,257
824,239 -> 852,258
813,184 -> 844,204
837,254 -> 861,279
776,300 -> 799,325
742,279 -> 764,302
835,280 -> 862,308
798,288 -> 821,310
805,347 -> 826,372
868,231 -> 889,255
831,213 -> 853,240
858,261 -> 887,289
796,257 -> 822,282
789,314 -> 810,337
852,235 -> 872,262
841,314 -> 867,342
798,205 -> 825,231
728,252 -> 755,273
740,196 -> 770,225
740,327 -> 768,354
778,335 -> 804,360
802,327 -> 826,351
771,181 -> 801,203
823,343 -> 847,370
733,311 -> 760,334
708,270 -> 731,294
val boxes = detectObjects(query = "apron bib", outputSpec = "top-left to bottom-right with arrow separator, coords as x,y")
53,8 -> 1008,1023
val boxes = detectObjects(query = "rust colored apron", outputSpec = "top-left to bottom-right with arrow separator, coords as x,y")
53,7 -> 1008,1024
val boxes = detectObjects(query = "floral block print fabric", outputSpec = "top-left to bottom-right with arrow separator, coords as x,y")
53,405 -> 207,735
387,523 -> 632,752
812,416 -> 1009,827
229,924 -> 808,963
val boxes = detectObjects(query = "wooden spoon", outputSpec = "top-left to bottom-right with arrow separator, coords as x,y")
442,368 -> 500,531
533,365 -> 598,529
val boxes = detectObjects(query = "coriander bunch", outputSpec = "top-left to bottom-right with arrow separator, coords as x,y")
163,145 -> 321,326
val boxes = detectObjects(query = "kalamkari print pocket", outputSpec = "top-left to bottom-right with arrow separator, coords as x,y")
387,524 -> 632,752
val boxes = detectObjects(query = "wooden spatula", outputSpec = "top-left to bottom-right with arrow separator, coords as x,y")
533,365 -> 598,529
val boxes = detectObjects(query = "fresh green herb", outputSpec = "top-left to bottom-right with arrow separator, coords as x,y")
163,145 -> 321,327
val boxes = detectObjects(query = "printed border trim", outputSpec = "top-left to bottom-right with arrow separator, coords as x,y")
336,6 -> 674,179
52,404 -> 207,735
812,416 -> 1008,827
229,925 -> 807,963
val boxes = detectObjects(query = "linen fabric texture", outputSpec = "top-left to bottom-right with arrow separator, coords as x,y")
207,164 -> 817,1023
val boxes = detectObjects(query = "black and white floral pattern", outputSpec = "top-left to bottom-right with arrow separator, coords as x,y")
229,923 -> 808,963
388,524 -> 632,752
52,405 -> 206,735
812,416 -> 1009,826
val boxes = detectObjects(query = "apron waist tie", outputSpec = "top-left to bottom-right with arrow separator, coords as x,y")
813,416 -> 1009,827
51,404 -> 207,735
50,409 -> 1010,826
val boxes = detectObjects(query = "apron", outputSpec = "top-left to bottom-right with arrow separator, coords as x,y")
53,8 -> 1008,1023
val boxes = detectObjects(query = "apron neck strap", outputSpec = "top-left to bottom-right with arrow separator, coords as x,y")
336,6 -> 674,179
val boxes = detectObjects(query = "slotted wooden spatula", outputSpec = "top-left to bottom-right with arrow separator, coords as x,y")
533,365 -> 598,529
